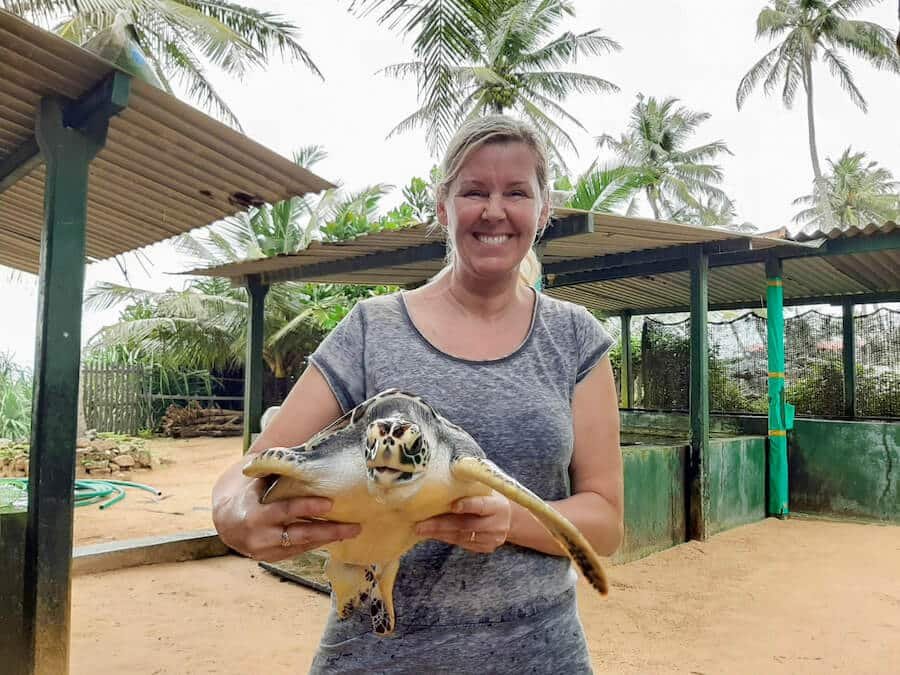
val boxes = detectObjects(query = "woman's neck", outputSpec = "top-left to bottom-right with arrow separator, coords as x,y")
432,266 -> 529,321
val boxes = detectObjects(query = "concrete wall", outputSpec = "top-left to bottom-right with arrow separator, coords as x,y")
707,436 -> 766,536
615,443 -> 687,563
789,419 -> 900,523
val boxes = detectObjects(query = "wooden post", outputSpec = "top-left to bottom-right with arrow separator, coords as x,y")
688,248 -> 710,541
842,302 -> 856,417
766,256 -> 789,517
243,276 -> 269,453
620,312 -> 633,408
24,77 -> 128,675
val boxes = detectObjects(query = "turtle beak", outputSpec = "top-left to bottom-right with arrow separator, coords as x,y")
364,418 -> 430,487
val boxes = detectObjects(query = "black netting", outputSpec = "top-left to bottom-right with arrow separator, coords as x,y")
613,307 -> 898,418
856,308 -> 900,417
783,310 -> 844,416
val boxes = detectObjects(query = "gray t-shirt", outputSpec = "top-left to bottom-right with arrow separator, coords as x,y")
307,290 -> 613,663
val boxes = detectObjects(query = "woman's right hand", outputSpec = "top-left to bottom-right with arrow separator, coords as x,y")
212,476 -> 361,563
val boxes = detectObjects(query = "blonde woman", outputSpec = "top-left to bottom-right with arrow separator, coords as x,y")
212,115 -> 624,673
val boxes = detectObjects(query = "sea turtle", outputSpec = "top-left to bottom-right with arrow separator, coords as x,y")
243,388 -> 608,636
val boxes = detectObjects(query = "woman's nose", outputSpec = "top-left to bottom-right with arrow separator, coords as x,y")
481,195 -> 505,220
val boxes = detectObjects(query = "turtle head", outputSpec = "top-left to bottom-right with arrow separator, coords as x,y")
364,416 -> 430,488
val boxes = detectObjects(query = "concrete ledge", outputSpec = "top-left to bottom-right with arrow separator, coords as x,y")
73,529 -> 229,576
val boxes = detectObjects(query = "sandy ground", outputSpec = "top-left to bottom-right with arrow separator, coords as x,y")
73,436 -> 241,547
70,438 -> 900,674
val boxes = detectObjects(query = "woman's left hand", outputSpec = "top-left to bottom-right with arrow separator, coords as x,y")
415,493 -> 512,553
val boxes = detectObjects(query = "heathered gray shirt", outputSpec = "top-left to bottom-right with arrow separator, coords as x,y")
307,290 -> 613,674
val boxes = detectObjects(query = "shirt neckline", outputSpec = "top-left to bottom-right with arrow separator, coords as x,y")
397,287 -> 541,365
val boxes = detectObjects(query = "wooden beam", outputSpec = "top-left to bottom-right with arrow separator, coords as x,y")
23,82 -> 129,675
687,248 -> 710,541
243,276 -> 269,453
842,302 -> 856,418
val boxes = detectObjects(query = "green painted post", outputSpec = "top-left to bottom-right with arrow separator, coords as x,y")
24,91 -> 123,674
620,312 -> 633,408
766,256 -> 789,517
842,302 -> 856,417
243,277 -> 269,453
688,248 -> 710,541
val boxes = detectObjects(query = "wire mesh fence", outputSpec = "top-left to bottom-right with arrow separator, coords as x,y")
616,307 -> 899,418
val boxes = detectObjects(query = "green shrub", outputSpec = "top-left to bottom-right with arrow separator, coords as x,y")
0,353 -> 32,442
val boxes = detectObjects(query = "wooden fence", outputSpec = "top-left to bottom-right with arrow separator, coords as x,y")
81,366 -> 148,436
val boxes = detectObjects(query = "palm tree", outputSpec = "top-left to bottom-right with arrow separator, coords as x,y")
596,95 -> 733,222
3,0 -> 321,129
557,164 -> 650,215
792,147 -> 900,227
736,1 -> 899,183
359,0 -> 619,163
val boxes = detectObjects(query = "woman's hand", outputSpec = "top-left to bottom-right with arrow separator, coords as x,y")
212,477 -> 361,563
414,493 -> 512,553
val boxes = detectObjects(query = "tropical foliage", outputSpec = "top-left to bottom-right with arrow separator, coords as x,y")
736,0 -> 900,183
596,94 -> 734,224
792,147 -> 900,227
0,353 -> 32,442
359,0 -> 619,163
2,0 -> 321,129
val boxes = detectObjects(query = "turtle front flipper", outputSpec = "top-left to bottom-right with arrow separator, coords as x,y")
451,456 -> 608,596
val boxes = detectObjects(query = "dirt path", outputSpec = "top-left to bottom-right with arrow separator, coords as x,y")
72,517 -> 900,674
73,436 -> 241,547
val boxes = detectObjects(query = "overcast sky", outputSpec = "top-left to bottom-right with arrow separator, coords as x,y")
2,0 -> 898,366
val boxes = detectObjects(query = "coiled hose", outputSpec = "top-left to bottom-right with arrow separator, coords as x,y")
0,477 -> 161,510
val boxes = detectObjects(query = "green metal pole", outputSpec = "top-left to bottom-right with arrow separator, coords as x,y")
766,256 -> 789,517
620,312 -> 633,408
23,93 -> 120,675
688,248 -> 709,541
842,302 -> 856,418
243,276 -> 269,453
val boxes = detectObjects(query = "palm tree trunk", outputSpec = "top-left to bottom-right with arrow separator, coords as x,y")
646,186 -> 661,219
802,57 -> 824,183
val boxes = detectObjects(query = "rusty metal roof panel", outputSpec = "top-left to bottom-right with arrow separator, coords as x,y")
0,10 -> 334,274
793,219 -> 898,242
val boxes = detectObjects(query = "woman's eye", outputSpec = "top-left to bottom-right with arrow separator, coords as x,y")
464,190 -> 485,197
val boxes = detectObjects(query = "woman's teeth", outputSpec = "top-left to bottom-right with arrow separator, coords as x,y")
475,234 -> 511,245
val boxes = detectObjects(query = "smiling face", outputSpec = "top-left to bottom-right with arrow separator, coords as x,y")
437,141 -> 549,281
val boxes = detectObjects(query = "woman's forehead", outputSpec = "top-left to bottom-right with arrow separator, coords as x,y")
455,142 -> 540,182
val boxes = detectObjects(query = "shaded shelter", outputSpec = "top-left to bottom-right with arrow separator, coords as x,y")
0,10 -> 333,673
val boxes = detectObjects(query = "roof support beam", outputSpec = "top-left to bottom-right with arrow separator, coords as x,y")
687,247 -> 710,541
0,72 -> 130,197
543,237 -> 751,276
243,276 -> 269,453
22,76 -> 130,675
765,256 -> 789,518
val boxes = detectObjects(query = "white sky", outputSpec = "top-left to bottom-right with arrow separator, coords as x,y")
2,0 -> 899,367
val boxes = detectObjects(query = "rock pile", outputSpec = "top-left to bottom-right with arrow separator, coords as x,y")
0,431 -> 156,478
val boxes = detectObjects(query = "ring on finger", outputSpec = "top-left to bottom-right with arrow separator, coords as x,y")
469,530 -> 477,543
280,527 -> 292,548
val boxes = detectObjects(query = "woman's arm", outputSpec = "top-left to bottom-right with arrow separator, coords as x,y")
416,357 -> 624,558
211,365 -> 361,562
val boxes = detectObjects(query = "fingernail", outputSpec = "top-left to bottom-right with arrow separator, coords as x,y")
415,524 -> 431,535
452,502 -> 464,513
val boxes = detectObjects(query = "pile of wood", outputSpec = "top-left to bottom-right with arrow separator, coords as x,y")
161,403 -> 243,438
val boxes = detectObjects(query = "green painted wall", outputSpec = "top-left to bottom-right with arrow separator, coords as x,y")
789,419 -> 900,522
0,508 -> 26,671
707,437 -> 766,536
614,443 -> 687,563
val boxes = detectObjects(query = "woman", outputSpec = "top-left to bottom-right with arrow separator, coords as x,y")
212,115 -> 624,673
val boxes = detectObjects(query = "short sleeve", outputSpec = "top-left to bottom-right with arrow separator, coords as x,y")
308,303 -> 367,413
572,306 -> 615,383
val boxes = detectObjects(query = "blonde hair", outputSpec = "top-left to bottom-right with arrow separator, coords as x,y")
435,115 -> 550,287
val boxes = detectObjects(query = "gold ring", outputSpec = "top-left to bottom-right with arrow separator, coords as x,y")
469,530 -> 476,543
280,528 -> 292,548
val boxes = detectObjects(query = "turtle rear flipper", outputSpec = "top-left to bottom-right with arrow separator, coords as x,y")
451,456 -> 608,596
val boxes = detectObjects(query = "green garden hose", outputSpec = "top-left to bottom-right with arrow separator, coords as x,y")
0,477 -> 161,510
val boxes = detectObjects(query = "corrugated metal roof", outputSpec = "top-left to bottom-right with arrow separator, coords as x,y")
793,219 -> 898,242
545,252 -> 898,314
188,208 -> 798,284
0,10 -> 334,274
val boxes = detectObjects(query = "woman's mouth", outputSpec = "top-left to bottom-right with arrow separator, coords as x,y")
474,233 -> 512,245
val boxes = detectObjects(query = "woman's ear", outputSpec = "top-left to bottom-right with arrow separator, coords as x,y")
436,198 -> 448,227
